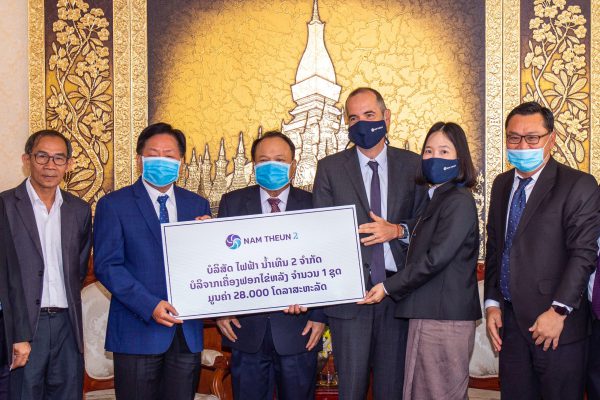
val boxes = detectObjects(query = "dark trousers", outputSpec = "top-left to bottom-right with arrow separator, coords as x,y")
329,297 -> 408,400
230,321 -> 317,400
9,310 -> 83,400
113,325 -> 201,400
0,312 -> 8,400
499,303 -> 587,400
587,318 -> 600,400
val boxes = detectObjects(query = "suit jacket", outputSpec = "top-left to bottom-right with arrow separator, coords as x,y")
94,178 -> 210,354
0,180 -> 91,353
217,185 -> 327,355
385,182 -> 481,321
484,158 -> 600,344
0,197 -> 31,364
312,146 -> 428,319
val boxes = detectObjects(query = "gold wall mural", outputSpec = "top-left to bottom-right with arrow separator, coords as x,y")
29,0 -> 599,257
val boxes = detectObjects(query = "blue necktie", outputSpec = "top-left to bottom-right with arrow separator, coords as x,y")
500,177 -> 532,301
157,194 -> 170,223
368,160 -> 386,285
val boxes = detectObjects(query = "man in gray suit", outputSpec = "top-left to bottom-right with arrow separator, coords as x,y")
1,130 -> 92,400
313,87 -> 427,399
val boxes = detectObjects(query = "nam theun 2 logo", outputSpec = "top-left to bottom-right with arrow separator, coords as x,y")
226,234 -> 242,250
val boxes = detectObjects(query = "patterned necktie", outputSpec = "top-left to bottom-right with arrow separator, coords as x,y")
500,177 -> 532,301
267,198 -> 281,213
368,160 -> 386,285
157,194 -> 170,223
591,257 -> 600,318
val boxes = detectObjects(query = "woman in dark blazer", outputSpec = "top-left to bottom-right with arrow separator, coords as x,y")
360,122 -> 481,400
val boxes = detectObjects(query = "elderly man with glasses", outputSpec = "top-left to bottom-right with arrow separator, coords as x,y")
0,129 -> 92,400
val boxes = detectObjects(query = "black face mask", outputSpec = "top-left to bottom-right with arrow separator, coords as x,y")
348,120 -> 387,149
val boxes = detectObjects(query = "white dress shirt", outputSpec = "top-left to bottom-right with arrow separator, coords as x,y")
260,186 -> 290,214
142,180 -> 178,223
26,178 -> 68,308
484,166 -> 571,312
356,146 -> 409,272
588,237 -> 600,302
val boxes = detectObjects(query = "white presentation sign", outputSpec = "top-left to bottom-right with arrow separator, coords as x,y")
161,205 -> 365,319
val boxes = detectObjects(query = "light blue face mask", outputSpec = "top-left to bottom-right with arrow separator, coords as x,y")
254,161 -> 291,191
142,156 -> 181,187
506,139 -> 550,173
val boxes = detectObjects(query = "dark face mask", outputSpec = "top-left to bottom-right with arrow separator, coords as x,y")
348,120 -> 387,149
421,158 -> 460,184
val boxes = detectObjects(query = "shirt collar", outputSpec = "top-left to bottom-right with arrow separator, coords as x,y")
25,177 -> 63,210
356,144 -> 388,169
260,185 -> 290,206
142,179 -> 176,205
514,163 -> 546,185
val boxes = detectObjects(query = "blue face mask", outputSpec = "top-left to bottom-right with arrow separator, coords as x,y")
142,156 -> 181,187
506,148 -> 545,173
255,161 -> 291,191
348,120 -> 387,149
422,158 -> 460,184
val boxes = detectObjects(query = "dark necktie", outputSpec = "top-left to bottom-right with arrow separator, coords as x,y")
591,257 -> 600,318
368,160 -> 386,285
267,198 -> 281,213
500,177 -> 532,301
157,194 -> 170,223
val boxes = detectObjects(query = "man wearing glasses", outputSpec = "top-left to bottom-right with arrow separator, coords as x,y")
0,130 -> 92,400
484,102 -> 600,399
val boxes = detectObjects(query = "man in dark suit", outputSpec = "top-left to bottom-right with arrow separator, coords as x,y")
0,130 -> 92,400
484,101 -> 600,400
312,87 -> 427,399
216,131 -> 327,400
94,123 -> 211,400
0,198 -> 31,400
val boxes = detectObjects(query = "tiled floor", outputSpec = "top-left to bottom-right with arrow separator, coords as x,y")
468,388 -> 501,399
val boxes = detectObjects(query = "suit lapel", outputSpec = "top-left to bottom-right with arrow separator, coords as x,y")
386,148 -> 402,222
133,179 -> 162,245
344,148 -> 370,213
174,185 -> 189,222
60,192 -> 74,292
286,187 -> 304,211
498,172 -> 513,248
514,158 -> 557,239
14,182 -> 43,258
244,185 -> 262,215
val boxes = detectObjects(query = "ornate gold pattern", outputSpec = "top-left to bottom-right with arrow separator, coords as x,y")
504,0 -> 522,141
522,0 -> 590,170
591,0 -> 600,179
113,0 -> 132,189
485,0 -> 504,254
130,0 -> 148,183
28,0 -> 45,133
45,0 -> 113,203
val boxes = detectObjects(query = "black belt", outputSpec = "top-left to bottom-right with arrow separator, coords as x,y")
40,307 -> 67,314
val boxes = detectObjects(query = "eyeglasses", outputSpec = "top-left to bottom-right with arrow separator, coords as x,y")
30,152 -> 68,166
506,132 -> 551,145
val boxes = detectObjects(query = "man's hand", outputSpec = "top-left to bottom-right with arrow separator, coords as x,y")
357,283 -> 386,304
358,211 -> 401,246
152,300 -> 182,327
217,316 -> 241,342
529,307 -> 566,351
10,342 -> 31,370
195,215 -> 212,221
302,321 -> 326,351
486,306 -> 503,352
283,304 -> 308,314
